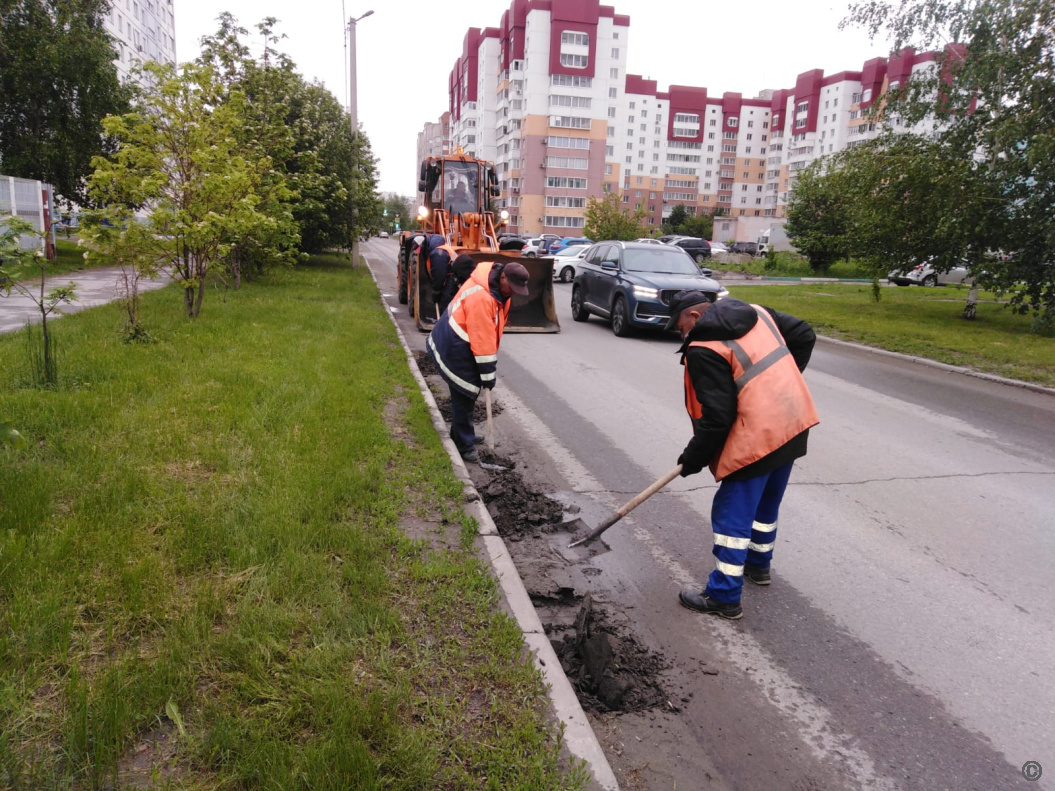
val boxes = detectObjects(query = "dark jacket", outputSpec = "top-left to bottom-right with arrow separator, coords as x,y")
678,298 -> 816,481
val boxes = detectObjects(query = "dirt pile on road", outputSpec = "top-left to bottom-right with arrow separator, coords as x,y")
476,459 -> 669,715
553,593 -> 668,714
480,467 -> 564,538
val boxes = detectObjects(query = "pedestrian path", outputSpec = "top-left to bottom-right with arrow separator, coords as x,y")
0,267 -> 173,334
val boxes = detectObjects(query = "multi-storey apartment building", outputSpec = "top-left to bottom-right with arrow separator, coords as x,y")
103,0 -> 177,82
417,112 -> 452,178
423,0 -> 946,240
446,0 -> 629,235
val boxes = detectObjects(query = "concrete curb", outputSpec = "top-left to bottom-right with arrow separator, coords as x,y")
368,264 -> 620,791
816,334 -> 1055,397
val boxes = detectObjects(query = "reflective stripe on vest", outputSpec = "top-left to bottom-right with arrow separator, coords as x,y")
684,304 -> 819,480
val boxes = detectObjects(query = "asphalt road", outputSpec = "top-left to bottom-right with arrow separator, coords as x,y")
367,237 -> 1054,790
0,266 -> 173,334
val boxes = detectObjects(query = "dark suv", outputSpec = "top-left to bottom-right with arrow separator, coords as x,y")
571,242 -> 727,337
729,241 -> 759,255
671,237 -> 711,264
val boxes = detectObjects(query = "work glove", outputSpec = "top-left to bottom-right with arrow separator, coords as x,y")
481,378 -> 496,390
677,447 -> 707,477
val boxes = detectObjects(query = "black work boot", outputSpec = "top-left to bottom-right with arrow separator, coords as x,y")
678,589 -> 743,620
744,564 -> 771,586
461,447 -> 480,464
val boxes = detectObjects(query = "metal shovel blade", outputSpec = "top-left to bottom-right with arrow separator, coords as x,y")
548,517 -> 612,563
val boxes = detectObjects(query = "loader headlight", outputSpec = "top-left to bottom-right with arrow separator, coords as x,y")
500,210 -> 509,221
417,205 -> 429,219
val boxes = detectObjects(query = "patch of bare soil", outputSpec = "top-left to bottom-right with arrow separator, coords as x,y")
113,723 -> 184,789
476,460 -> 669,716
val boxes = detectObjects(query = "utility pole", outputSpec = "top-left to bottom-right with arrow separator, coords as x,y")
348,10 -> 373,268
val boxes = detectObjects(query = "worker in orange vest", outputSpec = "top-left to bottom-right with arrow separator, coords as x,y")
426,260 -> 530,463
666,289 -> 819,620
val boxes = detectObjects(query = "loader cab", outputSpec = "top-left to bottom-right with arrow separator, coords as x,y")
418,157 -> 501,220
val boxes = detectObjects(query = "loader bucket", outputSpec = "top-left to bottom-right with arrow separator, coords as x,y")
413,250 -> 560,333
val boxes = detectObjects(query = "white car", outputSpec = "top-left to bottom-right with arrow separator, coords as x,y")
551,245 -> 589,283
709,242 -> 729,254
633,238 -> 665,245
888,261 -> 972,287
378,230 -> 389,239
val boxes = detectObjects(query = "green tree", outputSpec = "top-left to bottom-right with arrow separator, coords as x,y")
584,192 -> 648,241
663,204 -> 689,235
89,62 -> 273,318
0,217 -> 76,385
195,13 -> 381,258
381,193 -> 414,233
848,0 -> 1055,329
679,213 -> 714,241
0,0 -> 130,204
784,161 -> 852,273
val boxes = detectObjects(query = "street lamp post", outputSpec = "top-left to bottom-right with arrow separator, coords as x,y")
348,9 -> 373,268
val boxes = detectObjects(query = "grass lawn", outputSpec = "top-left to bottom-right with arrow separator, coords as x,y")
727,282 -> 1055,387
0,254 -> 585,790
714,251 -> 873,280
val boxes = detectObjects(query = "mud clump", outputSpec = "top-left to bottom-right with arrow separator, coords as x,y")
479,467 -> 564,537
415,350 -> 440,378
553,593 -> 668,714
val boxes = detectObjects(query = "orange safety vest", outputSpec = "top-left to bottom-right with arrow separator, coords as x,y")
684,304 -> 819,481
426,261 -> 510,397
427,243 -> 458,276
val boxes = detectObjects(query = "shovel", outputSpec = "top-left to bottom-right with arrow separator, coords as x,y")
566,465 -> 683,549
484,388 -> 495,454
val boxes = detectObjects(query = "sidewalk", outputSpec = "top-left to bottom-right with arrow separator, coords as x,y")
0,266 -> 173,333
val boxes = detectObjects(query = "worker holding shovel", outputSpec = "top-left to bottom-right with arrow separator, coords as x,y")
667,289 -> 819,620
426,260 -> 530,464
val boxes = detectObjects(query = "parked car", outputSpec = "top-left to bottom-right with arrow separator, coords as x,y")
708,241 -> 729,254
521,237 -> 556,257
549,236 -> 593,254
570,242 -> 728,337
670,237 -> 711,264
551,245 -> 590,283
378,230 -> 389,239
729,241 -> 759,255
656,234 -> 685,244
888,260 -> 972,287
633,238 -> 665,245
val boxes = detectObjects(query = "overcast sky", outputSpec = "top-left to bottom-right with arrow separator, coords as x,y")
175,0 -> 894,196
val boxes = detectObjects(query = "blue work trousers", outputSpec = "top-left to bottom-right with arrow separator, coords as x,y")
448,387 -> 478,455
705,461 -> 795,604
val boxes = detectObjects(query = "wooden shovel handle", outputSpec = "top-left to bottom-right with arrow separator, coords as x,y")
484,388 -> 495,453
569,465 -> 683,547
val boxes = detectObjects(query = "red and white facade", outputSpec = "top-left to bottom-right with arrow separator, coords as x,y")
420,0 -> 948,239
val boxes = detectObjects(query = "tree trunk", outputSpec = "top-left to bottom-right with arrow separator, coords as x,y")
193,279 -> 205,317
184,284 -> 195,317
963,284 -> 978,320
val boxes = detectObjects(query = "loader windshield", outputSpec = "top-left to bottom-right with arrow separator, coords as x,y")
441,161 -> 480,216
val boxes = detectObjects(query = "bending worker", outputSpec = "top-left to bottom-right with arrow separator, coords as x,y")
667,289 -> 819,620
425,234 -> 457,315
426,260 -> 530,464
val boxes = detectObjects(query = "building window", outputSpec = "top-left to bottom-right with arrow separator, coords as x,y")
610,67 -> 619,78
611,47 -> 619,58
560,53 -> 589,68
609,87 -> 617,98
727,118 -> 738,127
561,31 -> 589,46
862,88 -> 873,102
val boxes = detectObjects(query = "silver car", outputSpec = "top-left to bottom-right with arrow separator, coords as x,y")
888,261 -> 972,287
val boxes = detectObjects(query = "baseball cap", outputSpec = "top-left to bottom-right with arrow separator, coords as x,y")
503,262 -> 530,295
663,289 -> 716,331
